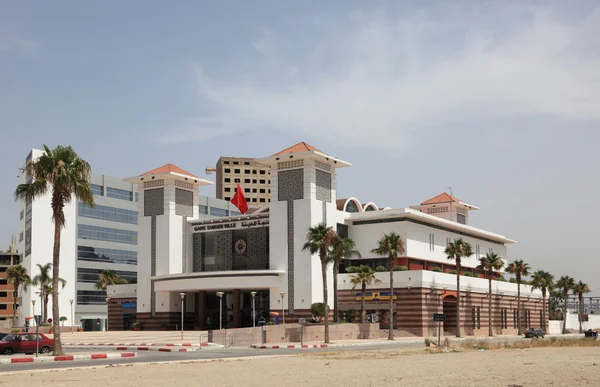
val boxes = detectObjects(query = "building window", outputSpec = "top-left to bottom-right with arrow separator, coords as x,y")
259,189 -> 266,193
476,307 -> 481,329
77,290 -> 107,305
78,202 -> 138,224
345,201 -> 359,213
234,169 -> 240,173
252,170 -> 257,174
252,188 -> 257,193
0,279 -> 7,285
244,179 -> 251,184
91,184 -> 104,196
224,161 -> 230,165
244,169 -> 250,174
244,162 -> 250,166
233,161 -> 239,165
224,178 -> 231,183
539,311 -> 543,328
77,268 -> 136,283
252,198 -> 257,202
106,187 -> 133,201
224,188 -> 231,192
0,304 -> 7,310
472,307 -> 476,329
259,198 -> 266,203
234,178 -> 240,183
0,292 -> 7,297
259,179 -> 266,184
457,213 -> 466,225
244,188 -> 251,193
252,179 -> 257,183
209,207 -> 228,217
224,197 -> 230,201
77,224 -> 137,245
429,233 -> 435,252
245,198 -> 250,202
199,205 -> 208,215
224,168 -> 231,173
259,170 -> 266,175
513,309 -> 518,329
77,245 -> 137,265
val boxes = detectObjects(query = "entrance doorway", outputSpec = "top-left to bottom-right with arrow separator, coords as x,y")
443,295 -> 457,334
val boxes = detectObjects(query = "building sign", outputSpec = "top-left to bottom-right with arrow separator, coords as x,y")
355,291 -> 398,301
192,219 -> 269,233
122,302 -> 137,309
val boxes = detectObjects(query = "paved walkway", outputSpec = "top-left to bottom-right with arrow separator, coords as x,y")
0,352 -> 136,365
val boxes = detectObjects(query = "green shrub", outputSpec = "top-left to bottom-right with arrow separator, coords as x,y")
133,322 -> 143,328
464,272 -> 477,278
509,278 -> 517,283
310,302 -> 329,318
449,270 -> 457,275
11,328 -> 20,334
345,309 -> 358,323
375,266 -> 387,272
345,266 -> 360,273
432,267 -> 443,273
393,265 -> 408,271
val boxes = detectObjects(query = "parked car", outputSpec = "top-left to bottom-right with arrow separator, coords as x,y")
524,328 -> 545,338
0,333 -> 54,355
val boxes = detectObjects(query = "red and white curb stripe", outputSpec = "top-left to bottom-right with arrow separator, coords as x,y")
64,342 -> 218,348
65,345 -> 198,353
252,344 -> 329,349
0,352 -> 136,365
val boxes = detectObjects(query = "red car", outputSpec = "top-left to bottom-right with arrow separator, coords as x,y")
0,333 -> 54,355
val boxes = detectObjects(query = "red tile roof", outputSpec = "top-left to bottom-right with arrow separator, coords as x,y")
421,192 -> 461,205
270,142 -> 323,157
141,163 -> 198,178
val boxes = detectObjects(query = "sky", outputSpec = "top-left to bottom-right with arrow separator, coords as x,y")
1,1 -> 599,295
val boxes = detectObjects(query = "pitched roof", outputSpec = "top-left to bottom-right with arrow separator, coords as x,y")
421,192 -> 461,205
141,163 -> 198,178
270,142 -> 323,157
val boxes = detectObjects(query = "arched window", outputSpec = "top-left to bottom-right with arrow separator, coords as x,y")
365,205 -> 376,211
345,200 -> 359,213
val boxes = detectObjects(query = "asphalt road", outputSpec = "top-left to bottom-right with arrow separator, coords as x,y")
0,341 -> 424,373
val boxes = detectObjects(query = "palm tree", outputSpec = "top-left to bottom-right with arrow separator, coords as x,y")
556,276 -> 575,334
15,144 -> 94,355
329,236 -> 361,322
94,269 -> 127,291
6,265 -> 31,326
530,270 -> 554,333
444,238 -> 473,338
506,260 -> 531,335
477,252 -> 504,336
371,232 -> 405,341
348,265 -> 382,323
572,281 -> 590,334
32,263 -> 52,322
302,222 -> 336,343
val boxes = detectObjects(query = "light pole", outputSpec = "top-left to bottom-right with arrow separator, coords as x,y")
32,299 -> 38,357
31,299 -> 36,325
105,296 -> 111,331
179,293 -> 186,340
69,298 -> 74,334
251,291 -> 257,328
217,291 -> 224,330
280,292 -> 285,324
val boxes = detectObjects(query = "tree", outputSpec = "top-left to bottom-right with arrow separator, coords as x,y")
556,276 -> 575,334
530,270 -> 554,332
32,263 -> 52,322
371,232 -> 405,340
15,144 -> 95,355
6,265 -> 31,326
329,236 -> 361,322
348,265 -> 381,323
506,260 -> 530,335
477,252 -> 504,336
94,269 -> 127,291
310,302 -> 329,321
302,222 -> 336,343
572,281 -> 590,334
444,238 -> 473,338
60,316 -> 68,326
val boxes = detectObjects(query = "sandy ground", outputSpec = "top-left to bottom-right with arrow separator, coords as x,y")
2,347 -> 600,386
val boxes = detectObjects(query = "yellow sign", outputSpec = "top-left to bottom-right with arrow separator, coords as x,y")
355,291 -> 398,301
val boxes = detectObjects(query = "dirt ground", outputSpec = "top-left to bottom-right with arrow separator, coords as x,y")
2,347 -> 600,386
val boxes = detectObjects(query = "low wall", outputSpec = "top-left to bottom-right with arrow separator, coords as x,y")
549,313 -> 600,334
209,323 -> 380,346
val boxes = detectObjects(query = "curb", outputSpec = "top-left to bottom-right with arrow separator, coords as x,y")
252,344 -> 330,349
0,352 -> 136,365
64,342 -> 218,348
65,345 -> 199,353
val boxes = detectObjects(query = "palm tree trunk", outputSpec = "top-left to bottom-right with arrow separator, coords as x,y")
562,291 -> 568,334
488,274 -> 493,336
578,294 -> 583,334
321,258 -> 329,344
517,282 -> 522,335
44,294 -> 49,323
12,282 -> 19,327
360,283 -> 366,323
388,257 -> 394,341
542,288 -> 547,333
333,262 -> 339,323
52,215 -> 63,355
456,260 -> 461,338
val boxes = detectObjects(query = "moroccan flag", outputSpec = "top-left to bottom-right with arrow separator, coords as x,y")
230,184 -> 249,214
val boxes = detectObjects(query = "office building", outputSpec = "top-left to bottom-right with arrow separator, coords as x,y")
212,156 -> 271,206
0,237 -> 21,327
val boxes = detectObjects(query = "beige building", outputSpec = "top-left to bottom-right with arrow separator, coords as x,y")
211,157 -> 271,206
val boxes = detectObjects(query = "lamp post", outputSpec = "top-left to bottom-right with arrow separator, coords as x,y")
251,292 -> 257,328
32,299 -> 38,357
69,298 -> 74,334
217,291 -> 224,330
280,292 -> 285,324
31,299 -> 36,325
105,296 -> 111,331
179,293 -> 186,340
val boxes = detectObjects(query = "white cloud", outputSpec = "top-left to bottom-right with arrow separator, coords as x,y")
164,5 -> 600,149
0,35 -> 39,56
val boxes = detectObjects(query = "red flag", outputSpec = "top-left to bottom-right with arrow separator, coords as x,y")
230,184 -> 249,214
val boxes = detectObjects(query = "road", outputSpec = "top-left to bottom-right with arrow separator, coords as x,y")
0,341 -> 424,373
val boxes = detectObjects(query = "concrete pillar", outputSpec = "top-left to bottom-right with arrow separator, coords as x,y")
233,289 -> 241,328
198,291 -> 206,329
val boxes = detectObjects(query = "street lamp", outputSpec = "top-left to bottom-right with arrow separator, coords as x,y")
69,298 -> 74,334
179,293 -> 186,340
280,292 -> 285,324
216,291 -> 224,330
105,296 -> 111,331
31,299 -> 36,325
251,291 -> 257,328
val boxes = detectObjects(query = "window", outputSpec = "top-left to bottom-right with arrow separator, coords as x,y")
225,187 -> 231,192
345,201 -> 359,213
233,161 -> 239,165
513,309 -> 518,329
106,187 -> 133,201
252,198 -> 257,202
224,197 -> 230,201
476,307 -> 481,329
199,204 -> 208,215
244,188 -> 251,193
244,162 -> 250,166
234,178 -> 240,183
244,169 -> 250,174
244,179 -> 251,184
252,188 -> 257,193
457,213 -> 466,225
234,169 -> 240,173
78,202 -> 138,224
337,223 -> 349,239
0,292 -> 7,297
224,178 -> 231,183
135,192 -> 139,202
539,311 -> 543,328
77,268 -> 137,283
91,184 -> 104,196
260,170 -> 266,175
77,290 -> 107,305
501,308 -> 508,329
429,233 -> 435,252
224,168 -> 231,173
259,198 -> 266,203
259,179 -> 266,184
209,207 -> 228,217
0,279 -> 7,285
0,304 -> 7,310
0,267 -> 5,273
77,245 -> 137,265
77,224 -> 137,245
224,161 -> 230,165
245,198 -> 250,202
259,189 -> 265,193
252,170 -> 257,174
252,179 -> 257,183
472,307 -> 476,329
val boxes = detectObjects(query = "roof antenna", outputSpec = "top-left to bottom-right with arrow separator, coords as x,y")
448,186 -> 453,195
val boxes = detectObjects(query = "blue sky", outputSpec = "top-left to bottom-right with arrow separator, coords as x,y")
1,1 -> 599,294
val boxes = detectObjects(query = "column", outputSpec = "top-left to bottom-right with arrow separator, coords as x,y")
198,291 -> 206,329
233,289 -> 241,328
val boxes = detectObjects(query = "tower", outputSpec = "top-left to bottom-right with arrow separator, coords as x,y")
124,164 -> 212,323
256,142 -> 351,318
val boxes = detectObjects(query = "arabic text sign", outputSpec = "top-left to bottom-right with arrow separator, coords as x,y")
192,219 -> 269,232
355,291 -> 398,301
